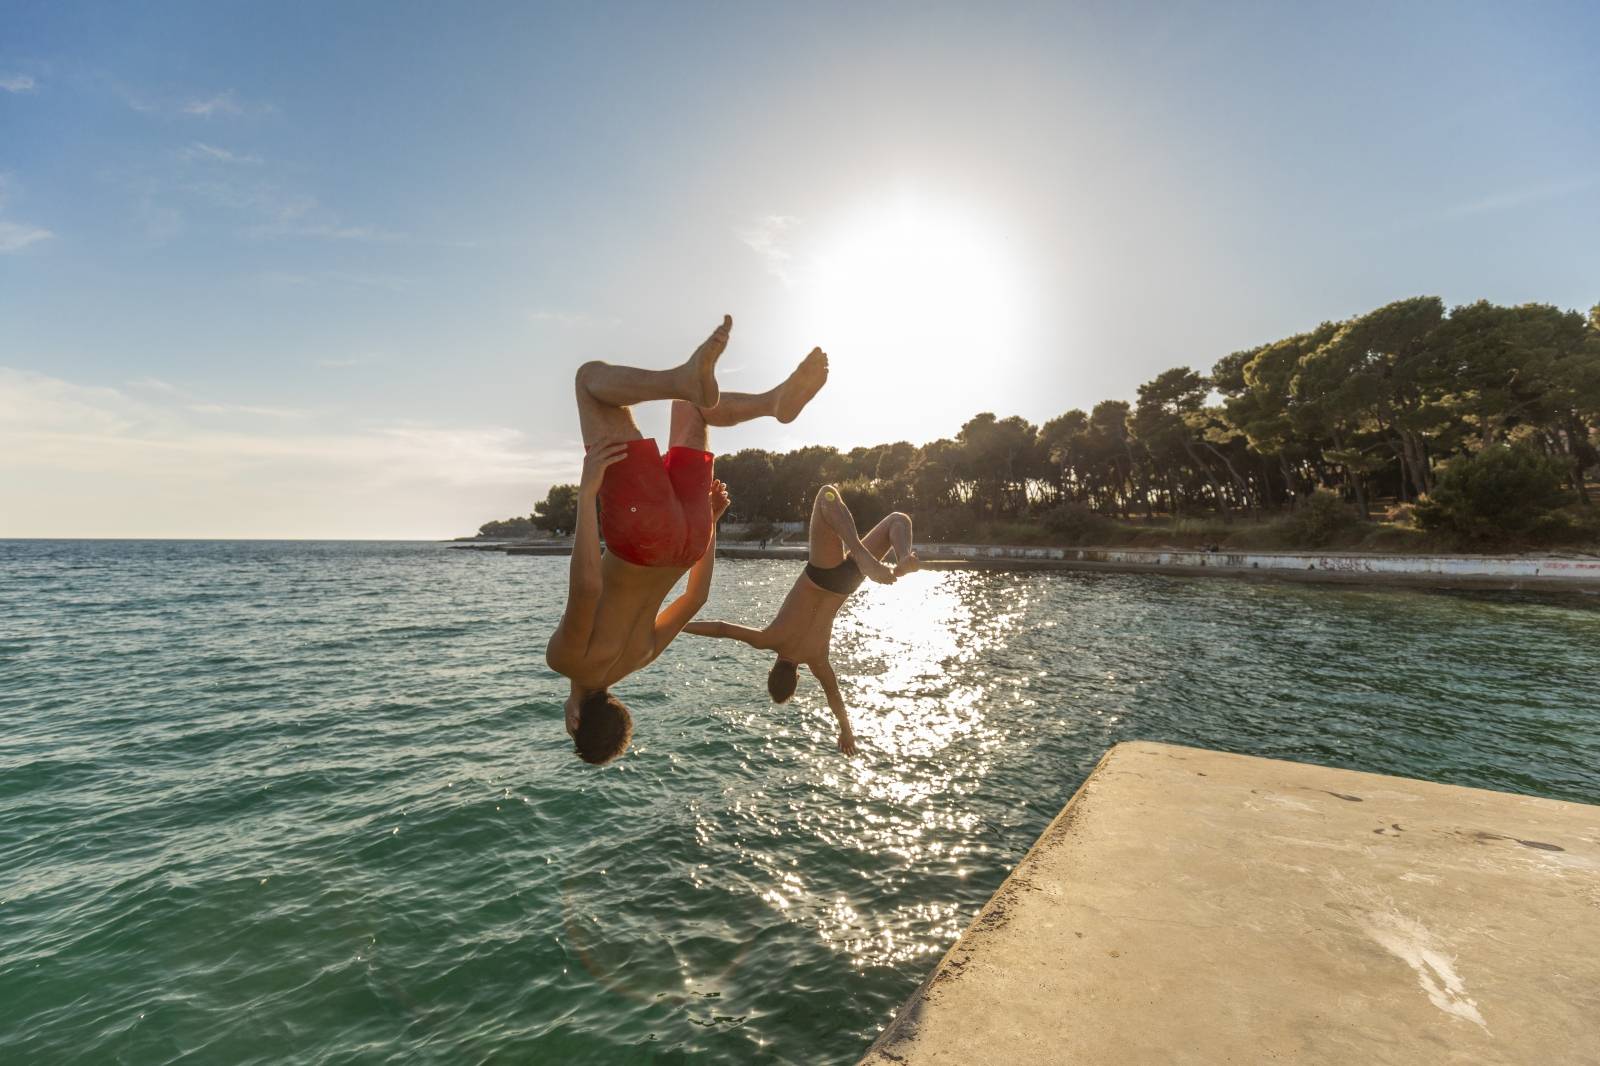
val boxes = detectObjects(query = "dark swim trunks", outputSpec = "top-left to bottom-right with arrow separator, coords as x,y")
803,555 -> 866,596
596,439 -> 715,569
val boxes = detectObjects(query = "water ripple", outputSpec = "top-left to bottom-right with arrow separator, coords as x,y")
1,540 -> 1597,1064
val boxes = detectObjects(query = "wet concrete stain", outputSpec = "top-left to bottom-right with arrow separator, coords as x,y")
1472,830 -> 1565,852
863,967 -> 934,1063
1289,785 -> 1366,802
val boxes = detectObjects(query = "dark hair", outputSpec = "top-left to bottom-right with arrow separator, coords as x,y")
573,689 -> 633,764
767,658 -> 798,703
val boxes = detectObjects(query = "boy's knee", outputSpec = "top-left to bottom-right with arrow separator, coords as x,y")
890,511 -> 910,526
574,360 -> 607,392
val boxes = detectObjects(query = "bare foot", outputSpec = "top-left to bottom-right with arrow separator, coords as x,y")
856,553 -> 896,585
774,347 -> 829,424
683,315 -> 730,409
894,551 -> 923,576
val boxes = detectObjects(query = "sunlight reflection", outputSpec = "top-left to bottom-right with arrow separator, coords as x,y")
772,572 -> 1037,967
836,572 -> 1029,760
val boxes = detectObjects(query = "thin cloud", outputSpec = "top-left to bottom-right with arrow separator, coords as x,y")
0,74 -> 36,93
315,354 -> 379,369
529,309 -> 587,324
325,272 -> 413,290
181,91 -> 244,117
119,84 -> 273,118
528,308 -> 618,327
180,142 -> 261,165
738,214 -> 801,283
127,377 -> 309,417
188,402 -> 311,419
0,174 -> 53,253
253,222 -> 401,242
0,367 -> 572,538
0,221 -> 53,253
260,271 -> 412,292
178,175 -> 399,242
126,377 -> 182,394
1438,176 -> 1596,219
1354,175 -> 1600,241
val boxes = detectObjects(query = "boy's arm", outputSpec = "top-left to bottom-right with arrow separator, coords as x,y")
545,442 -> 628,669
683,619 -> 773,648
652,479 -> 730,657
808,660 -> 858,755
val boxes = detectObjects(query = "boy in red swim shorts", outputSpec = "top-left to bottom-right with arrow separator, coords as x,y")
545,315 -> 829,764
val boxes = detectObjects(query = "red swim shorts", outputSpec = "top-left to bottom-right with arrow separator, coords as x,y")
596,439 -> 715,569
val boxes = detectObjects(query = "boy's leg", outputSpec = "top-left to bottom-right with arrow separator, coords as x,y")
574,317 -> 729,445
668,400 -> 709,453
807,485 -> 848,567
811,487 -> 896,583
700,347 -> 829,427
861,511 -> 915,565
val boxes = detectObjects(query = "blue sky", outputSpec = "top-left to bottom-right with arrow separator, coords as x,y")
3,1 -> 1598,537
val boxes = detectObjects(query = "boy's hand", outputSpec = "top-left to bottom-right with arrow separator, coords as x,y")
580,440 -> 630,494
709,479 -> 731,521
837,728 -> 858,756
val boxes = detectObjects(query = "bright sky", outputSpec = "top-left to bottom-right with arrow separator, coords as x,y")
3,2 -> 1598,538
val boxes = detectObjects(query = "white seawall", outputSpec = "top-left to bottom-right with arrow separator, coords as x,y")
918,544 -> 1600,589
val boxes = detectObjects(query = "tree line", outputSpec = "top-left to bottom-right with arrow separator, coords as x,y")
494,295 -> 1600,544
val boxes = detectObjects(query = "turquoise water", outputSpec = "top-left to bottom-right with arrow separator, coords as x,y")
3,540 -> 1598,1064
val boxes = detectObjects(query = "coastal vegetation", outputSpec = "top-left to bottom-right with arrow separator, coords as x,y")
487,296 -> 1600,551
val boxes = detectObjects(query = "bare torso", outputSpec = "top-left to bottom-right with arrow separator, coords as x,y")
761,571 -> 849,665
548,553 -> 688,689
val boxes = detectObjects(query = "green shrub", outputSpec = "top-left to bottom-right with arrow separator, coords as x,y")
1381,501 -> 1420,527
1041,503 -> 1114,544
978,520 -> 1058,546
837,478 -> 891,529
1569,505 -> 1600,544
922,506 -> 980,542
1280,489 -> 1362,548
533,483 -> 579,534
1414,445 -> 1574,544
477,515 -> 535,539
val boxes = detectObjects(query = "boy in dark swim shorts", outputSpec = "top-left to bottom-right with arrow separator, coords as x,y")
684,484 -> 920,756
545,315 -> 830,764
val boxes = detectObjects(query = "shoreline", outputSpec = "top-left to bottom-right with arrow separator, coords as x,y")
448,540 -> 1600,592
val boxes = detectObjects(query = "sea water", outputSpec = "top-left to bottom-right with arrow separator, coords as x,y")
3,540 -> 1597,1064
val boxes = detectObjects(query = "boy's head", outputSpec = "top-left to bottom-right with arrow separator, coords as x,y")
767,657 -> 798,703
568,688 -> 633,764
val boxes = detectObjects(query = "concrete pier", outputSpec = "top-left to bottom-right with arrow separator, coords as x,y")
859,742 -> 1600,1066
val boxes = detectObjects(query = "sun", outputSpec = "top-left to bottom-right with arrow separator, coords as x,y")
802,192 -> 1026,385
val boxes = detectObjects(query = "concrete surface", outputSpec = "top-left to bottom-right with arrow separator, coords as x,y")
859,742 -> 1600,1066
